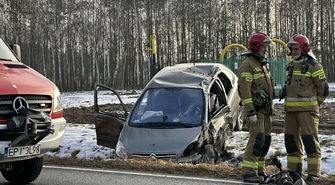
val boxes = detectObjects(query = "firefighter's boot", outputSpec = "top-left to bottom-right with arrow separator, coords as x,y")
306,174 -> 319,181
243,174 -> 264,183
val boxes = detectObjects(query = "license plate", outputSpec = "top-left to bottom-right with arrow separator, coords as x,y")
4,144 -> 41,158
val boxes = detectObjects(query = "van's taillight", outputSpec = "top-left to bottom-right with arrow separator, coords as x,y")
51,87 -> 64,119
0,120 -> 6,124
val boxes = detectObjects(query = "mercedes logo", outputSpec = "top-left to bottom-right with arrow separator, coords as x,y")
12,96 -> 29,113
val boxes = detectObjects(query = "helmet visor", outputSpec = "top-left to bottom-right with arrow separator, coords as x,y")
263,36 -> 274,46
287,42 -> 300,48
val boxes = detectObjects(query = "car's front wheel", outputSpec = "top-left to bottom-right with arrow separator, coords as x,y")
1,157 -> 43,184
199,144 -> 215,164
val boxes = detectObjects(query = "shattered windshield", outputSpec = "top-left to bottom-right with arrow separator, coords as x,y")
129,88 -> 204,127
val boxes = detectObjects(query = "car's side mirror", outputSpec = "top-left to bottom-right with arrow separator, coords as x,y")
10,44 -> 21,61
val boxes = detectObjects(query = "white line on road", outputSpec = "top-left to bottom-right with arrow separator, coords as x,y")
44,165 -> 255,184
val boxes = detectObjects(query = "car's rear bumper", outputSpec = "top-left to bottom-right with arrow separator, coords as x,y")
0,117 -> 66,163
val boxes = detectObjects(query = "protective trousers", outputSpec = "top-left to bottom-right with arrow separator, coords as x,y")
284,111 -> 321,176
242,112 -> 271,176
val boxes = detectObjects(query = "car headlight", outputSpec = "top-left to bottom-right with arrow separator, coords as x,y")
51,86 -> 64,119
116,140 -> 127,159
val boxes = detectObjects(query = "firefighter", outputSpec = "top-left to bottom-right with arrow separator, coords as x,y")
280,34 -> 329,182
238,32 -> 275,183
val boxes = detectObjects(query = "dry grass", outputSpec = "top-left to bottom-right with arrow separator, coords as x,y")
44,156 -> 335,185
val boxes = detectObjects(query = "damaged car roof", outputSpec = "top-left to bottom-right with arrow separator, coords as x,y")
147,63 -> 235,89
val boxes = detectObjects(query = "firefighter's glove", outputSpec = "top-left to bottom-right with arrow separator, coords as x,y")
279,86 -> 286,102
248,115 -> 258,124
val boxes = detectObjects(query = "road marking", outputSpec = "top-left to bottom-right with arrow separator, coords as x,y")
44,165 -> 255,184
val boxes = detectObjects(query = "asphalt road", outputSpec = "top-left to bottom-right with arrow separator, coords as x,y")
0,166 -> 256,185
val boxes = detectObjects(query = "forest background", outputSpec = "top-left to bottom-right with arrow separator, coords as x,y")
0,0 -> 334,91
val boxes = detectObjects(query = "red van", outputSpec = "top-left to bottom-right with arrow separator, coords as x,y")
0,36 -> 66,184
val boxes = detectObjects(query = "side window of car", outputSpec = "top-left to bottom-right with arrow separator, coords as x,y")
218,72 -> 233,95
209,81 -> 227,114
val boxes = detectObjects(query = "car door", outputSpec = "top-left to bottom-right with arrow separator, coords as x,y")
209,80 -> 231,133
218,72 -> 239,127
94,83 -> 128,149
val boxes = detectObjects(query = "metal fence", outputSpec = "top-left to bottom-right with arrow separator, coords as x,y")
199,58 -> 288,96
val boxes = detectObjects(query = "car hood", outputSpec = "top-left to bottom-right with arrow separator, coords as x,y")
120,125 -> 202,157
0,62 -> 54,95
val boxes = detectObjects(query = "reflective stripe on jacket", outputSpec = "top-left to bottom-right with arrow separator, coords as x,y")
284,56 -> 329,112
238,56 -> 274,116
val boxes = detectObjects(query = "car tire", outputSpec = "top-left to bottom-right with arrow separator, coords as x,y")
199,144 -> 215,164
1,157 -> 43,184
234,106 -> 243,131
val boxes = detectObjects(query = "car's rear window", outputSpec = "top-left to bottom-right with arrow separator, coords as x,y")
129,88 -> 204,127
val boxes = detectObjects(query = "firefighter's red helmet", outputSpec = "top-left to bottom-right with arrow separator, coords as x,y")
287,34 -> 311,54
247,32 -> 273,53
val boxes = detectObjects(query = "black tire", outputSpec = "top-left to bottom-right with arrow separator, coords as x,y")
199,144 -> 215,164
234,106 -> 243,131
1,157 -> 43,184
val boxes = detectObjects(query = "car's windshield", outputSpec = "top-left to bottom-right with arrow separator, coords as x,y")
129,88 -> 204,127
0,38 -> 18,61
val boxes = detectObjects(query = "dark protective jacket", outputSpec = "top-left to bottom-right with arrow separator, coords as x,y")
284,56 -> 329,112
238,55 -> 274,116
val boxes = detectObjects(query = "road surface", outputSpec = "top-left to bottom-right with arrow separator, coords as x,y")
0,166 -> 257,185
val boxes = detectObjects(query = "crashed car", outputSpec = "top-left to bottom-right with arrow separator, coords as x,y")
94,62 -> 243,163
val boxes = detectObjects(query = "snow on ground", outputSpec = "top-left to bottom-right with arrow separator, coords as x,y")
61,90 -> 142,109
47,83 -> 335,175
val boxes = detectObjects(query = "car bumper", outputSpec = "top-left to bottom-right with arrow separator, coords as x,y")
0,117 -> 66,163
129,152 -> 201,164
171,153 -> 201,163
39,117 -> 66,153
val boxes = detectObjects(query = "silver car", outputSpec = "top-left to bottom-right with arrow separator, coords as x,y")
94,63 -> 243,163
